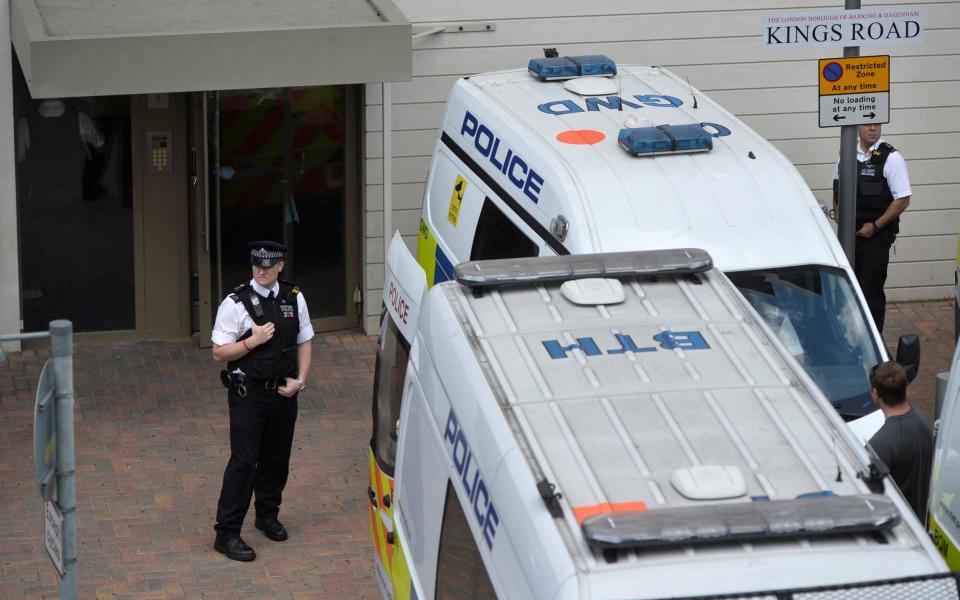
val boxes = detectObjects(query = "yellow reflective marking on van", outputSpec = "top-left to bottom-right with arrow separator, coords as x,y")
368,450 -> 391,583
929,515 -> 960,570
367,448 -> 414,600
448,175 -> 467,227
391,533 -> 413,600
417,218 -> 438,288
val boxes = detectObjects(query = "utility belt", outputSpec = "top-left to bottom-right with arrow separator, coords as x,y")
220,370 -> 286,398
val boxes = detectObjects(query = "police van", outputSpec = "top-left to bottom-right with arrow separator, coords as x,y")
929,332 -> 960,569
369,238 -> 952,599
412,53 -> 919,421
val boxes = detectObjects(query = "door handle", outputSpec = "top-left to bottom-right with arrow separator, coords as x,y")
189,147 -> 199,186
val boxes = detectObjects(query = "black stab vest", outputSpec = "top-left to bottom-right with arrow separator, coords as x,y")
856,142 -> 899,232
227,281 -> 301,379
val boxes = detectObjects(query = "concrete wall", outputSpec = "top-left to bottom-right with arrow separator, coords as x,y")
0,0 -> 22,346
361,0 -> 960,334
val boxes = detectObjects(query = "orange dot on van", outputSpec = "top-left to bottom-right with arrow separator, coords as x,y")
556,129 -> 605,145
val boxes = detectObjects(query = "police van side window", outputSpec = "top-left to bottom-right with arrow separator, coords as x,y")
371,308 -> 411,476
470,198 -> 539,261
435,481 -> 497,599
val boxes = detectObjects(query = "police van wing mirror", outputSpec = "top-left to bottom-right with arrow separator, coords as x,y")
895,333 -> 921,384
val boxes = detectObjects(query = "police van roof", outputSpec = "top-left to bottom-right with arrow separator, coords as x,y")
442,65 -> 845,273
418,255 -> 942,598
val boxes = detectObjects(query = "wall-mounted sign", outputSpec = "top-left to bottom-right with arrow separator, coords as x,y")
763,7 -> 922,48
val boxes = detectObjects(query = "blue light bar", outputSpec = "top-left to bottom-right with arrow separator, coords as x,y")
618,124 -> 714,156
528,55 -> 617,81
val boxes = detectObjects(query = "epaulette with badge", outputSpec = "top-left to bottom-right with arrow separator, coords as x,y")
869,142 -> 895,164
279,280 -> 300,296
229,282 -> 251,303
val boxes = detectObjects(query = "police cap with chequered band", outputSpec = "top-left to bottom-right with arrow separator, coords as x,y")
248,240 -> 286,267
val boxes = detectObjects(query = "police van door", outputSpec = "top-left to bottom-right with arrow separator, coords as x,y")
369,233 -> 426,596
418,150 -> 545,289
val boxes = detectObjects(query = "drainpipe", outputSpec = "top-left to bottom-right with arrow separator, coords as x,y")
382,82 -> 392,261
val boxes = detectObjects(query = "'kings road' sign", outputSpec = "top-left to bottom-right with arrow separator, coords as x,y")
763,7 -> 923,48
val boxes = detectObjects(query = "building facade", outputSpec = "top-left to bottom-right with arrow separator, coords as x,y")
361,0 -> 960,333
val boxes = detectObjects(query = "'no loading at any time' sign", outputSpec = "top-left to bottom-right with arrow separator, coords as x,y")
818,55 -> 890,128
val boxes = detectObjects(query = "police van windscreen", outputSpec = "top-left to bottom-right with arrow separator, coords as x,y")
726,266 -> 882,419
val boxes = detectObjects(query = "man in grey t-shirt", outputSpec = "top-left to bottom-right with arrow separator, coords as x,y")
867,361 -> 934,520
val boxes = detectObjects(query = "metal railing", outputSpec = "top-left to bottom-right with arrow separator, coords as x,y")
0,320 -> 77,600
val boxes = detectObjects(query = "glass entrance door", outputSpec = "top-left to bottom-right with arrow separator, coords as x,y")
13,60 -> 135,333
208,87 -> 358,330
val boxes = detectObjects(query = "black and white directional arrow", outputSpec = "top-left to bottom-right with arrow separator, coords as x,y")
864,112 -> 876,119
833,114 -> 846,122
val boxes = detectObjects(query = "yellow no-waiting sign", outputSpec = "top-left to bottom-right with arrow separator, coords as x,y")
819,55 -> 890,96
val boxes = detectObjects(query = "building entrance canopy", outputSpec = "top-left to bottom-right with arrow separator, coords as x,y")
11,0 -> 411,98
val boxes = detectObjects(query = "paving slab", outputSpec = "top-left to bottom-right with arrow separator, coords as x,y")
0,330 -> 379,599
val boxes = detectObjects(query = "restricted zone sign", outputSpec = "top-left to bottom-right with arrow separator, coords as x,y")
818,55 -> 890,128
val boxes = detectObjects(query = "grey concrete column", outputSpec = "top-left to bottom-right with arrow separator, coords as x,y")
0,0 -> 22,345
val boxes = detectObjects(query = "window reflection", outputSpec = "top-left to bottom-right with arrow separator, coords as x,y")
728,266 -> 882,418
14,61 -> 134,332
215,87 -> 346,319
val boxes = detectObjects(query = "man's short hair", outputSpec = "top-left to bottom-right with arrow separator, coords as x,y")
870,361 -> 907,405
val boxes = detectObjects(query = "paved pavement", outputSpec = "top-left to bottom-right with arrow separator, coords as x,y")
1,331 -> 379,599
0,300 -> 955,599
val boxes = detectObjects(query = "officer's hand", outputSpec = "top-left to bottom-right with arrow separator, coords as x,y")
278,377 -> 299,397
856,223 -> 874,238
250,322 -> 275,347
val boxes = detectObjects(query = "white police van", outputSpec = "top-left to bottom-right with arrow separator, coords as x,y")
370,237 -> 952,599
413,53 -> 919,421
929,331 -> 960,570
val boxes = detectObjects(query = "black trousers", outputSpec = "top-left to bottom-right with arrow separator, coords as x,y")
215,384 -> 298,536
854,228 -> 894,333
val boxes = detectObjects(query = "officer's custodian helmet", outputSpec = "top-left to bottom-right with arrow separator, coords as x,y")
248,240 -> 286,267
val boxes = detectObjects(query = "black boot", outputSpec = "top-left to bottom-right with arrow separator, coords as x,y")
255,517 -> 289,541
214,535 -> 256,561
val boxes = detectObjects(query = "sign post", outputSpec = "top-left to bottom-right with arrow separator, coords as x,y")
49,320 -> 77,600
837,0 -> 862,267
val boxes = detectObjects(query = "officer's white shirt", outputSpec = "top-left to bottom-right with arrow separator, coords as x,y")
211,279 -> 315,346
831,137 -> 912,200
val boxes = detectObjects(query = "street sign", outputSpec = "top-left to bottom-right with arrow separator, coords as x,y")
44,499 -> 64,577
33,359 -> 56,501
763,7 -> 923,48
818,55 -> 890,128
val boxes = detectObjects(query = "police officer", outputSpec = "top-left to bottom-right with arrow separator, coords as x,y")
211,241 -> 314,561
833,123 -> 912,333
